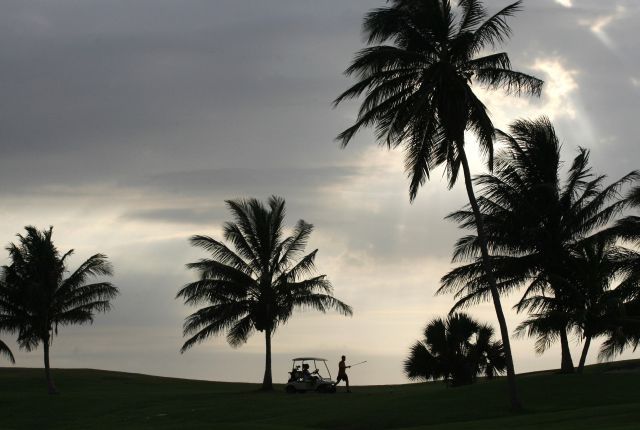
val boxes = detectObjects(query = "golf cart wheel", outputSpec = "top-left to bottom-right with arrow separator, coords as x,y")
285,385 -> 297,394
316,385 -> 327,393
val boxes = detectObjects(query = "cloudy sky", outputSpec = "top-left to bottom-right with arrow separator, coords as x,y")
1,0 -> 639,384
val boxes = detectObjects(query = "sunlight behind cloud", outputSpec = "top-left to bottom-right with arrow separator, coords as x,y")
555,0 -> 572,7
532,58 -> 579,119
579,5 -> 626,49
474,56 -> 579,131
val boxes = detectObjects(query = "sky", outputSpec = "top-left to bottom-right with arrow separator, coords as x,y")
1,0 -> 639,385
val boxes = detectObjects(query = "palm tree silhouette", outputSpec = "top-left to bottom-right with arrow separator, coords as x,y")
178,196 -> 352,391
596,188 -> 640,362
0,226 -> 118,394
0,339 -> 15,364
439,117 -> 638,373
404,313 -> 505,386
564,236 -> 639,372
334,0 -> 542,409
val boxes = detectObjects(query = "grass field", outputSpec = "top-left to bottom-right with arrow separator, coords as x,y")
1,361 -> 639,430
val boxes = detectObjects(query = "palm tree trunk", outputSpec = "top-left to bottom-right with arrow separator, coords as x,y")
43,335 -> 58,395
459,146 -> 522,411
559,327 -> 575,373
262,329 -> 273,391
577,334 -> 592,374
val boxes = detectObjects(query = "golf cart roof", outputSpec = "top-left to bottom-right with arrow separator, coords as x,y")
292,357 -> 327,361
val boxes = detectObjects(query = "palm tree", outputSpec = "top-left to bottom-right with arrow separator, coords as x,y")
565,236 -> 639,372
598,298 -> 640,362
439,117 -> 638,373
596,188 -> 640,363
0,226 -> 118,394
334,0 -> 542,409
177,196 -> 353,391
0,339 -> 15,364
404,313 -> 505,386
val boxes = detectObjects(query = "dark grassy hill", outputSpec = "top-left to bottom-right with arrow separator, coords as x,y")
1,360 -> 639,429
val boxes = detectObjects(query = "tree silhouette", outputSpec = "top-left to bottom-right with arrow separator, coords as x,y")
596,187 -> 640,362
439,118 -> 638,373
404,313 -> 505,386
563,236 -> 639,372
334,0 -> 542,410
178,196 -> 352,391
0,339 -> 15,364
0,226 -> 118,394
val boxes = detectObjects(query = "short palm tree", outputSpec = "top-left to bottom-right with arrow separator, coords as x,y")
597,188 -> 640,362
0,226 -> 118,394
334,0 -> 542,409
177,196 -> 353,391
0,339 -> 15,364
404,313 -> 505,386
439,117 -> 638,373
565,236 -> 639,372
598,298 -> 640,362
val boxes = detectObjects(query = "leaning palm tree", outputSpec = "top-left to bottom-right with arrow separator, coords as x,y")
0,226 -> 118,394
404,313 -> 505,386
0,339 -> 15,364
439,117 -> 639,373
334,0 -> 542,409
178,196 -> 352,391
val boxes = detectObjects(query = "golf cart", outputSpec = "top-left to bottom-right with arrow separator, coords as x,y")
285,357 -> 336,394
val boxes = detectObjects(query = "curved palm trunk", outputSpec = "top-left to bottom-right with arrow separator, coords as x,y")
43,335 -> 58,395
559,327 -> 575,373
577,334 -> 592,374
459,146 -> 522,411
261,329 -> 273,391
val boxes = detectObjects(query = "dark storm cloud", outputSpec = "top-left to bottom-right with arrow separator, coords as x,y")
0,0 -> 371,176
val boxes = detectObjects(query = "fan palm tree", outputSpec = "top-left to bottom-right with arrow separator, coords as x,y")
177,196 -> 353,391
404,313 -> 505,386
439,117 -> 639,373
334,0 -> 542,409
0,226 -> 118,394
0,339 -> 15,364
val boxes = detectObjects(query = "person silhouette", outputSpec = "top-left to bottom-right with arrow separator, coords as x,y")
335,355 -> 351,393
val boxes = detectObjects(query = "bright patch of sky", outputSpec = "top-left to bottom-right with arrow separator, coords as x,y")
556,0 -> 573,7
580,5 -> 627,49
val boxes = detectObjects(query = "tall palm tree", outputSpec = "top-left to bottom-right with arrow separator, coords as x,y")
439,118 -> 638,373
0,339 -> 15,364
334,0 -> 542,409
0,226 -> 118,394
177,196 -> 352,391
404,313 -> 505,386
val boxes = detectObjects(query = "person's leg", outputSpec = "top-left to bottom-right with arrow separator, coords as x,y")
345,375 -> 351,393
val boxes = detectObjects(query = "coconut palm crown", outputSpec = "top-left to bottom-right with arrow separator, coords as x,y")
334,0 -> 543,196
177,196 -> 353,391
0,226 -> 118,394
